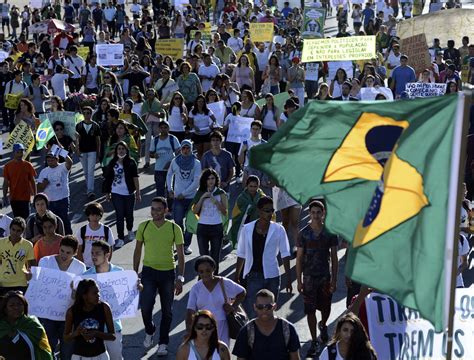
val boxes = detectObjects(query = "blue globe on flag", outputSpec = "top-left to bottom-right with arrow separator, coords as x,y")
37,129 -> 47,141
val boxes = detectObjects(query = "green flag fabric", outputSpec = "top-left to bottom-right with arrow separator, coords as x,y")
249,95 -> 462,331
35,119 -> 55,150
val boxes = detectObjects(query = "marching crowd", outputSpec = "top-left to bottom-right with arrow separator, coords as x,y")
0,0 -> 473,359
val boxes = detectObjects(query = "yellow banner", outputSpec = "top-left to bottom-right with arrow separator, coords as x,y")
5,120 -> 35,158
302,36 -> 376,62
249,23 -> 274,43
5,93 -> 23,110
155,39 -> 184,59
190,29 -> 212,44
77,46 -> 90,59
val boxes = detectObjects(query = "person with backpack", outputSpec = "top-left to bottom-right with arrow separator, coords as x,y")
4,69 -> 27,131
24,73 -> 50,116
103,141 -> 141,249
82,53 -> 104,95
232,289 -> 301,359
76,202 -> 115,268
65,45 -> 85,93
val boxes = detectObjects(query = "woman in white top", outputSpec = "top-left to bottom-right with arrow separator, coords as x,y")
240,89 -> 261,119
192,169 -> 228,274
155,66 -> 178,106
165,91 -> 188,142
319,313 -> 377,360
177,309 -> 230,360
258,93 -> 279,140
189,94 -> 218,159
329,68 -> 348,98
186,256 -> 246,346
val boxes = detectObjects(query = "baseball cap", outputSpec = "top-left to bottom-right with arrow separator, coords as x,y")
13,143 -> 25,152
181,139 -> 193,149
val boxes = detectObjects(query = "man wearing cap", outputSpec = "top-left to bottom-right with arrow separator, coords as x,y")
390,54 -> 416,98
37,150 -> 73,235
167,139 -> 201,255
150,120 -> 181,198
3,143 -> 37,219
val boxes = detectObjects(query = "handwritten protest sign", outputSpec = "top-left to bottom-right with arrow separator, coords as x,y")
405,83 -> 446,98
226,116 -> 253,144
302,7 -> 326,39
249,23 -> 274,43
5,93 -> 23,110
40,112 -> 82,139
400,34 -> 431,75
366,291 -> 474,360
79,270 -> 140,319
155,39 -> 184,59
302,36 -> 376,62
207,101 -> 226,126
360,87 -> 394,100
4,121 -> 35,158
25,267 -> 75,321
96,44 -> 124,67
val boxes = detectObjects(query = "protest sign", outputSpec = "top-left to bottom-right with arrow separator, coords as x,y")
366,291 -> 474,360
226,116 -> 253,144
461,64 -> 469,84
25,267 -> 75,321
256,92 -> 290,118
77,46 -> 90,59
327,61 -> 354,80
305,62 -> 320,81
360,87 -> 394,100
0,50 -> 9,62
5,93 -> 23,110
302,36 -> 376,62
207,101 -> 226,126
79,270 -> 140,319
95,44 -> 124,67
40,111 -> 81,139
405,83 -> 446,98
249,23 -> 274,43
4,121 -> 35,157
400,34 -> 431,76
155,39 -> 184,59
190,29 -> 212,44
29,0 -> 43,8
302,7 -> 326,39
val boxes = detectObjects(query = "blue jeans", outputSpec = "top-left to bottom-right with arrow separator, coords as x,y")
49,197 -> 72,235
111,193 -> 135,239
244,271 -> 280,318
80,152 -> 96,194
197,223 -> 223,274
270,84 -> 280,95
140,266 -> 175,344
173,198 -> 193,247
40,318 -> 74,360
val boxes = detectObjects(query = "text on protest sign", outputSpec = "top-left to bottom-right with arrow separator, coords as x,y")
400,34 -> 431,76
5,121 -> 35,158
155,39 -> 184,59
405,83 -> 446,98
96,44 -> 124,67
249,23 -> 274,43
226,116 -> 254,144
366,291 -> 474,360
302,36 -> 376,62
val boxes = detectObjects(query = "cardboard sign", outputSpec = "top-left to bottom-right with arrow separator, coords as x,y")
4,121 -> 35,158
405,83 -> 446,98
155,39 -> 184,59
302,36 -> 376,62
5,93 -> 22,110
302,7 -> 326,39
226,116 -> 253,144
95,44 -> 124,67
366,291 -> 474,360
249,23 -> 274,43
400,34 -> 431,76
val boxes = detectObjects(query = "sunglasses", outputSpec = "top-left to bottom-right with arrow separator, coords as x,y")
261,208 -> 275,213
255,303 -> 274,310
195,324 -> 215,331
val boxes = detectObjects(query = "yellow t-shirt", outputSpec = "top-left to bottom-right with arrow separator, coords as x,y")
136,220 -> 184,271
0,237 -> 34,287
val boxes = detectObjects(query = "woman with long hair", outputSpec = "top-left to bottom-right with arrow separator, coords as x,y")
101,71 -> 124,107
240,89 -> 260,119
103,141 -> 141,247
178,310 -> 231,360
64,279 -> 115,360
97,84 -> 117,105
258,93 -> 279,140
172,12 -> 186,39
50,95 -> 65,112
177,61 -> 202,109
319,313 -> 377,360
231,54 -> 255,92
189,94 -> 218,159
129,86 -> 145,114
165,91 -> 188,142
330,68 -> 347,98
314,83 -> 333,100
102,120 -> 139,167
15,98 -> 38,131
191,169 -> 228,274
262,55 -> 282,95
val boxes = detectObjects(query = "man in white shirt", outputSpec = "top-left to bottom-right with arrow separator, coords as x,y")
198,54 -> 220,93
47,48 -> 65,75
103,2 -> 117,39
227,29 -> 244,54
235,196 -> 292,317
50,65 -> 74,100
187,31 -> 206,53
65,45 -> 85,93
255,42 -> 271,93
386,43 -> 401,70
382,2 -> 394,21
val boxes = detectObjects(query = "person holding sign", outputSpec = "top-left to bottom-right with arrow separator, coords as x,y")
4,69 -> 27,131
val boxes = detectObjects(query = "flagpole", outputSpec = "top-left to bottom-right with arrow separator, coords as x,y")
445,90 -> 471,360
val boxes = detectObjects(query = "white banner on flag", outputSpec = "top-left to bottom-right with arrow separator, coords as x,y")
207,101 -> 226,126
366,291 -> 474,360
405,82 -> 447,98
226,116 -> 253,144
95,44 -> 124,67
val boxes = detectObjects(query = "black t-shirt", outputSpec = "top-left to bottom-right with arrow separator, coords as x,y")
72,302 -> 107,357
0,71 -> 13,96
121,72 -> 148,93
233,319 -> 300,359
76,120 -> 101,153
0,332 -> 32,360
250,226 -> 266,274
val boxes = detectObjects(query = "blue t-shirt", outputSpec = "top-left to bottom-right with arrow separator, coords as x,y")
150,135 -> 181,171
391,65 -> 416,96
362,8 -> 375,25
281,7 -> 293,18
201,149 -> 235,183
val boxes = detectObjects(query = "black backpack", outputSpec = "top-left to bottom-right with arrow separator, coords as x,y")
80,224 -> 111,253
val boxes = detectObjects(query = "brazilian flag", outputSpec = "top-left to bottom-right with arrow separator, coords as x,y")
35,119 -> 55,150
249,94 -> 465,332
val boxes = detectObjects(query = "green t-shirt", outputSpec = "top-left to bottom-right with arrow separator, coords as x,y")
136,220 -> 184,271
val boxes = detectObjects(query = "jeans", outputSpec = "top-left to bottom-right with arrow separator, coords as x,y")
154,171 -> 167,197
270,84 -> 280,95
196,223 -> 224,274
244,271 -> 280,318
40,318 -> 74,360
173,198 -> 193,247
225,141 -> 242,177
80,152 -> 96,194
145,122 -> 158,164
111,193 -> 135,240
10,200 -> 30,220
49,197 -> 72,235
140,266 -> 175,344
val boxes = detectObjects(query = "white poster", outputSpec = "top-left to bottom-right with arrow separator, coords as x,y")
366,291 -> 474,360
405,83 -> 447,98
360,87 -> 394,100
95,44 -> 124,67
29,0 -> 44,9
25,267 -> 76,321
305,62 -> 320,81
226,116 -> 253,144
327,61 -> 354,81
207,101 -> 226,126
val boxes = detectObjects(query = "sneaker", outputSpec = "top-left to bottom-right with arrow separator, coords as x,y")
318,323 -> 329,344
143,333 -> 154,348
306,340 -> 319,358
115,239 -> 125,249
128,230 -> 136,241
184,246 -> 193,255
156,344 -> 168,356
